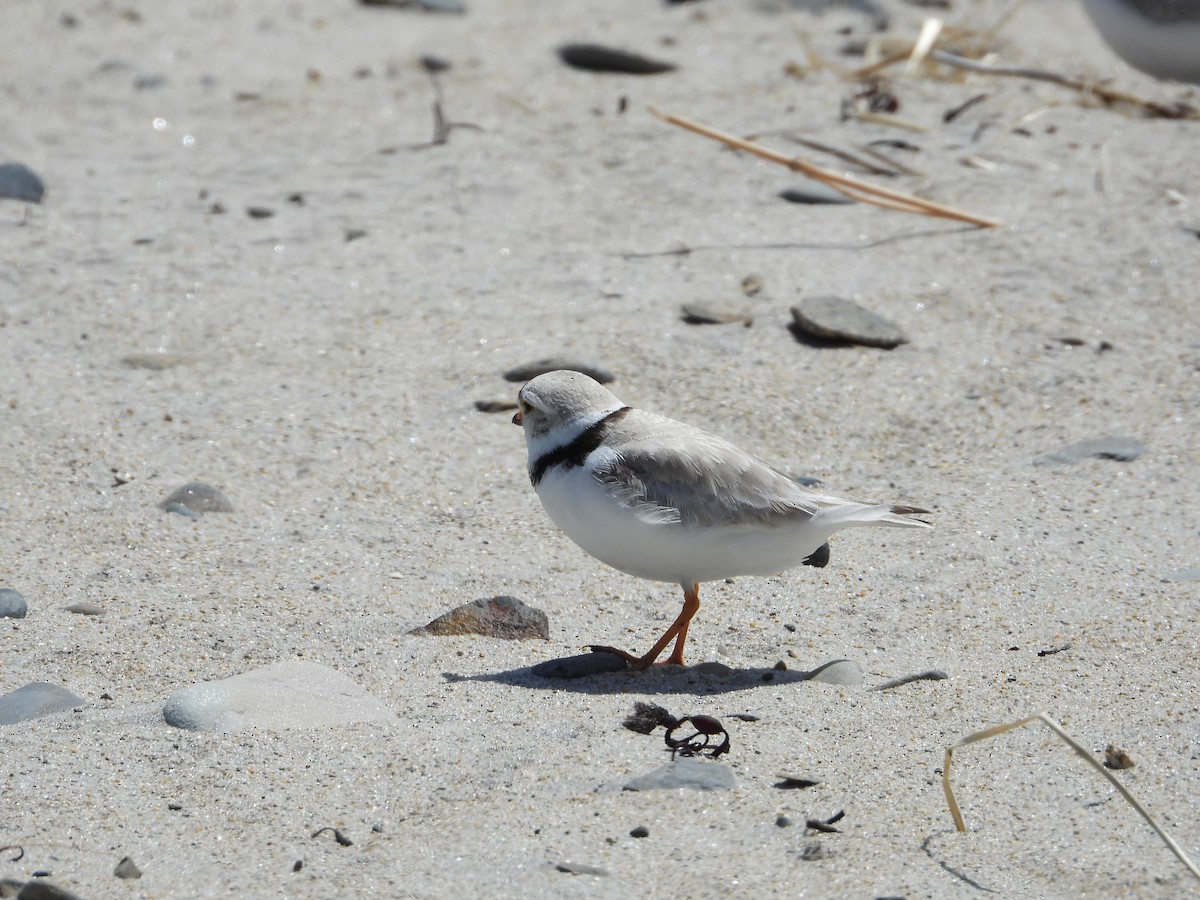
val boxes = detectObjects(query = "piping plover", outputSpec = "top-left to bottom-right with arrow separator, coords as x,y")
1080,0 -> 1200,83
513,370 -> 931,669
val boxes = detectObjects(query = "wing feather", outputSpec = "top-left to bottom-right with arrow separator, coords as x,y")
590,415 -> 825,529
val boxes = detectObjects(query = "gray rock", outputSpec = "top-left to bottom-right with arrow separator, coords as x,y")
159,482 -> 233,513
0,163 -> 45,203
0,683 -> 85,725
162,660 -> 395,732
0,588 -> 27,619
412,596 -> 549,640
531,651 -> 628,678
805,659 -> 865,686
790,296 -> 909,348
113,857 -> 142,879
503,359 -> 614,384
1033,436 -> 1145,466
623,758 -> 735,792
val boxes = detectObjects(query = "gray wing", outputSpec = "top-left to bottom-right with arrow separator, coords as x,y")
592,423 -> 825,529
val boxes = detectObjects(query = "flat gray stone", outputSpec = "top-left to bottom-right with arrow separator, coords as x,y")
0,683 -> 85,725
163,661 -> 395,732
791,296 -> 908,348
1033,436 -> 1145,466
0,163 -> 44,203
0,588 -> 27,619
805,659 -> 865,686
623,758 -> 735,792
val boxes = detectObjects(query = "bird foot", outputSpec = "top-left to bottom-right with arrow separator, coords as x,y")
587,645 -> 683,670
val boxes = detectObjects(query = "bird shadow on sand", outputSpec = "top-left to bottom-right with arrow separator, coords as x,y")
444,655 -> 858,696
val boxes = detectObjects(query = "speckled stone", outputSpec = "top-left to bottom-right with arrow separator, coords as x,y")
412,596 -> 549,640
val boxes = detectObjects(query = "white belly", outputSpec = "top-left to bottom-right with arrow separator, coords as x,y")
535,465 -> 830,585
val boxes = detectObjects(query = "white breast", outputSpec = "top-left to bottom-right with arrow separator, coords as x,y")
534,454 -> 832,585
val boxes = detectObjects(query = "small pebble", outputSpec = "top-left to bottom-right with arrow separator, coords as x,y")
1104,744 -> 1135,770
503,359 -> 614,383
779,179 -> 855,205
420,55 -> 452,74
1033,436 -> 1145,466
805,659 -> 865,686
774,775 -> 820,789
113,857 -> 142,879
553,861 -> 608,877
790,297 -> 909,349
680,304 -> 753,327
629,825 -> 649,838
0,588 -> 27,619
557,43 -> 676,75
740,274 -> 763,296
776,815 -> 793,827
160,482 -> 234,514
64,603 -> 105,616
0,163 -> 45,203
121,353 -> 189,370
246,206 -> 274,219
411,596 -> 549,640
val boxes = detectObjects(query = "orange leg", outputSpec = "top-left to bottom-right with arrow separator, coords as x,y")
590,582 -> 701,670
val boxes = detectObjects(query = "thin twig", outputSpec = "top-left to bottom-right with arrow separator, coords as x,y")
943,711 -> 1200,882
650,108 -> 1000,228
929,51 -> 1199,120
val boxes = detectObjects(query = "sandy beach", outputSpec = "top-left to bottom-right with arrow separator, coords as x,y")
2,0 -> 1199,896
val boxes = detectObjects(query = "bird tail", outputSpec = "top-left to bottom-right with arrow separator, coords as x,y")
815,502 -> 932,531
